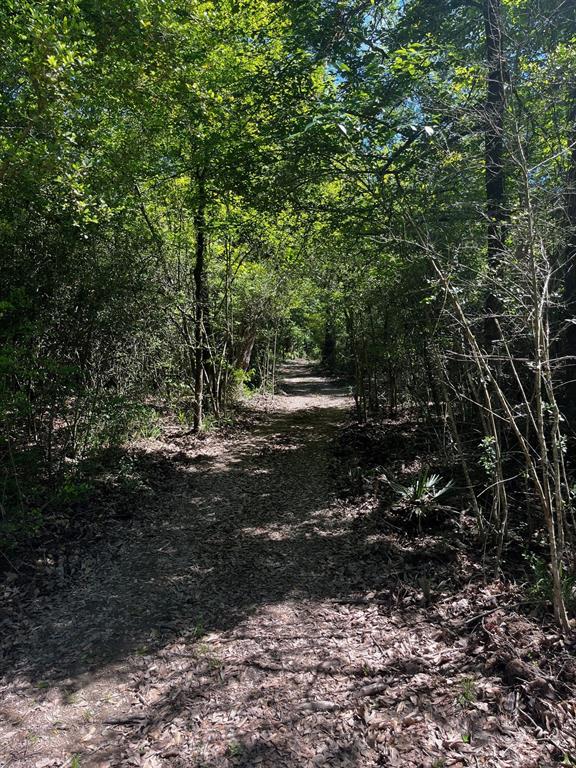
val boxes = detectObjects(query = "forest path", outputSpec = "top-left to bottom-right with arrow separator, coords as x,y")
1,362 -> 559,768
1,362 -> 384,767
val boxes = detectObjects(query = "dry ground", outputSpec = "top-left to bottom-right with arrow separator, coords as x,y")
1,362 -> 575,767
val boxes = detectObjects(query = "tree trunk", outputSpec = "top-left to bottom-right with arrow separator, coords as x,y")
193,174 -> 207,433
563,95 -> 576,415
483,0 -> 506,347
322,317 -> 336,371
235,328 -> 257,371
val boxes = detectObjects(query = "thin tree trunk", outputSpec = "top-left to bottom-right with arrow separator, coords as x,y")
322,316 -> 336,371
483,0 -> 507,347
193,173 -> 207,433
563,95 -> 576,416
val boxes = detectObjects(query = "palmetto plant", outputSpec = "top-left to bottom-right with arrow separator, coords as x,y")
385,468 -> 454,530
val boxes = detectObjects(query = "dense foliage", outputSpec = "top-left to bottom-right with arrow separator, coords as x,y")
2,0 -> 576,627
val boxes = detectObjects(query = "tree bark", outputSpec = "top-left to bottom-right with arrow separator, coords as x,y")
193,173 -> 207,433
562,96 -> 576,414
483,0 -> 506,347
321,317 -> 336,371
235,328 -> 257,371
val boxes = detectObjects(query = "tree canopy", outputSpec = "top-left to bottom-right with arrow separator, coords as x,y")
2,0 -> 576,626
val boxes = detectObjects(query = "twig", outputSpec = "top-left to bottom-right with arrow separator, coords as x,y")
0,549 -> 20,574
460,599 -> 541,626
517,706 -> 567,754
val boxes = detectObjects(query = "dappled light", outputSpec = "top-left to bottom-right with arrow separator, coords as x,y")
3,0 -> 576,765
2,364 -> 574,766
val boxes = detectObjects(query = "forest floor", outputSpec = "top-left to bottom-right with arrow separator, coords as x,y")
1,361 -> 576,768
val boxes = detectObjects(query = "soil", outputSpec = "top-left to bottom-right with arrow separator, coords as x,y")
1,361 -> 575,767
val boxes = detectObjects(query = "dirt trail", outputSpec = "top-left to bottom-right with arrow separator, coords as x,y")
1,362 -> 361,766
0,362 -> 569,767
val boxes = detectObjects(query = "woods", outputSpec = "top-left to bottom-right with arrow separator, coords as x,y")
2,1 -> 576,764
3,0 -> 576,603
3,0 -> 576,615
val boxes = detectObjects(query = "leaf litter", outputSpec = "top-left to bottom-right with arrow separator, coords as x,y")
1,362 -> 575,767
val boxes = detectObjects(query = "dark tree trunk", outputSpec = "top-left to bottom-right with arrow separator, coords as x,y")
483,0 -> 507,347
193,173 -> 207,433
321,318 -> 336,371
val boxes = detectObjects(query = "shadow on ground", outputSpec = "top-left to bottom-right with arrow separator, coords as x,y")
0,362 -> 472,687
2,402 -> 369,683
3,363 -> 558,768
